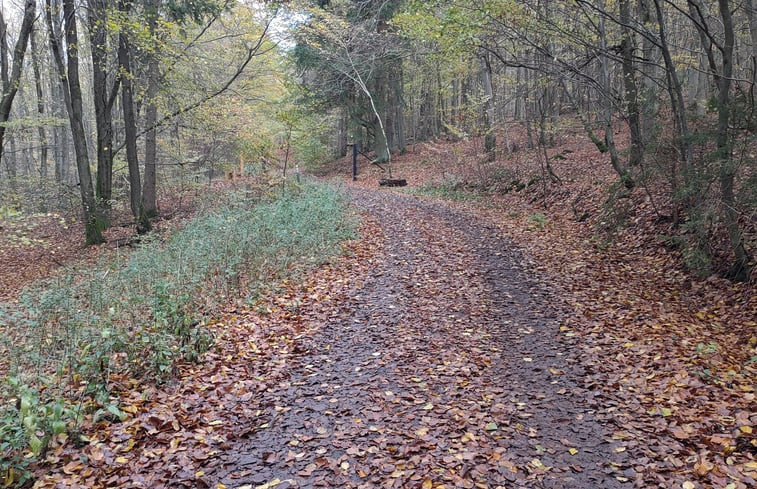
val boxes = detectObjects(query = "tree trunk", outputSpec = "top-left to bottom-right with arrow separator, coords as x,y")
637,0 -> 659,146
746,0 -> 757,118
480,54 -> 496,162
373,117 -> 390,165
88,0 -> 118,211
118,0 -> 150,234
336,107 -> 348,157
0,0 -> 36,161
142,0 -> 161,218
714,0 -> 750,279
57,0 -> 104,244
387,60 -> 405,154
4,135 -> 16,182
619,0 -> 643,168
50,0 -> 104,244
30,28 -> 48,179
597,0 -> 631,187
653,0 -> 693,174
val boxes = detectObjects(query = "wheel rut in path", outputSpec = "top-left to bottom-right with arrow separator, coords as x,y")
210,188 -> 630,488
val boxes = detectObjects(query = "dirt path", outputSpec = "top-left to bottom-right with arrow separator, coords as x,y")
201,188 -> 630,488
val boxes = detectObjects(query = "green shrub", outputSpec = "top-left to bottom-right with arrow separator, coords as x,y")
0,181 -> 356,485
527,213 -> 548,229
411,176 -> 478,202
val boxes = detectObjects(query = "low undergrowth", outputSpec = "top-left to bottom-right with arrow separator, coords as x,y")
0,181 -> 356,487
409,176 -> 483,203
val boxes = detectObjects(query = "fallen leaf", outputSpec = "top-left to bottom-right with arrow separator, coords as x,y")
255,478 -> 281,489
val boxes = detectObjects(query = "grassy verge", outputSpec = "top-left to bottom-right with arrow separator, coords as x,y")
0,181 -> 356,486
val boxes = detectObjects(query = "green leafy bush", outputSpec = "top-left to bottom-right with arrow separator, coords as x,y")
527,212 -> 548,230
0,181 -> 356,485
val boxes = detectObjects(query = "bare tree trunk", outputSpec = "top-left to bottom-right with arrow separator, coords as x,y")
118,0 -> 150,234
481,53 -> 496,162
637,0 -> 659,146
54,77 -> 68,183
538,88 -> 560,184
714,0 -> 750,278
88,0 -> 119,211
389,61 -> 405,154
142,0 -> 162,218
597,0 -> 631,187
619,0 -> 643,168
653,0 -> 693,174
30,28 -> 48,179
745,0 -> 757,124
0,0 -> 36,160
0,16 -> 6,89
49,0 -> 104,244
5,135 -> 16,182
336,107 -> 348,157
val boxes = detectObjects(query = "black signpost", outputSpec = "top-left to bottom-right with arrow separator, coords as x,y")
351,142 -> 358,181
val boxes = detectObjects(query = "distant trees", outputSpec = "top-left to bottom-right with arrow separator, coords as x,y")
290,0 -> 753,279
0,0 -> 278,242
292,0 -> 405,174
0,0 -> 36,166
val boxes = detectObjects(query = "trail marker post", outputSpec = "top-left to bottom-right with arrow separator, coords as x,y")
348,142 -> 358,181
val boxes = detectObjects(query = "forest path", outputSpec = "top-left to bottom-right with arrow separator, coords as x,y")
207,187 -> 631,488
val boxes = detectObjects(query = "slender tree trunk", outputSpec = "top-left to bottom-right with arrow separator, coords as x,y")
118,0 -> 150,233
0,13 -> 7,90
637,0 -> 659,145
50,0 -> 104,244
395,77 -> 406,154
142,0 -> 162,218
5,135 -> 16,182
30,29 -> 48,179
0,1 -> 36,161
714,0 -> 750,278
538,88 -> 560,184
597,0 -> 631,187
336,107 -> 348,157
619,0 -> 643,168
47,39 -> 66,183
480,53 -> 496,162
142,55 -> 159,218
55,81 -> 68,183
88,0 -> 118,211
746,0 -> 757,118
653,0 -> 693,173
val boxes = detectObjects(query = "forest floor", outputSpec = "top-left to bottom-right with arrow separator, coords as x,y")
0,183 -> 204,304
2,128 -> 754,488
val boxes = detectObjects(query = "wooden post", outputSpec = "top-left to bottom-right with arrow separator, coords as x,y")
352,142 -> 358,181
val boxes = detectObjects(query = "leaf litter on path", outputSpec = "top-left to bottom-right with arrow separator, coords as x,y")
206,189 -> 631,488
33,183 -> 755,488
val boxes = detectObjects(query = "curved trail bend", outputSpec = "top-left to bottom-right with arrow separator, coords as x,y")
211,188 -> 630,488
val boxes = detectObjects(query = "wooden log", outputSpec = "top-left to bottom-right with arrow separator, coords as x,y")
379,178 -> 407,187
